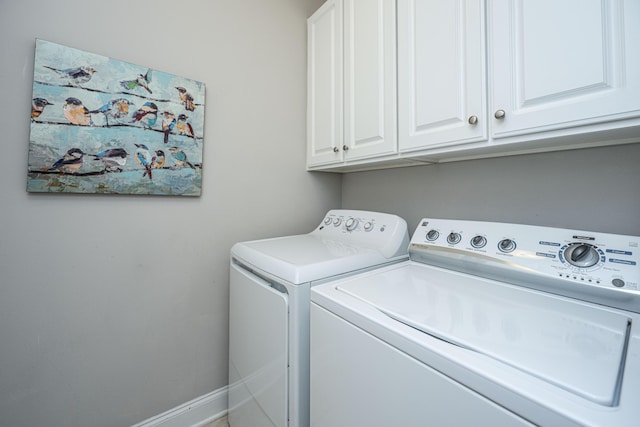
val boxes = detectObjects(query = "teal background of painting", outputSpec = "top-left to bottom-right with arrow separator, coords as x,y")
28,39 -> 205,196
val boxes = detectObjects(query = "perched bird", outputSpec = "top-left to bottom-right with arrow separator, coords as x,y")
176,114 -> 195,139
175,87 -> 195,111
161,111 -> 176,144
31,98 -> 53,121
63,97 -> 93,126
151,150 -> 166,170
49,148 -> 84,174
120,68 -> 152,94
43,65 -> 96,86
93,148 -> 128,171
130,102 -> 158,129
89,98 -> 134,127
168,147 -> 195,169
135,143 -> 154,179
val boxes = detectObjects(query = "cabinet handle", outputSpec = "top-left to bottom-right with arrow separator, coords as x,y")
333,147 -> 339,153
494,109 -> 506,119
343,145 -> 349,151
468,115 -> 478,125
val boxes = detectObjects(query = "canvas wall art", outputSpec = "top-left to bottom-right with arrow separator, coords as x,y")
27,39 -> 205,196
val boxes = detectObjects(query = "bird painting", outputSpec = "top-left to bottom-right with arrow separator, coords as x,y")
135,143 -> 154,180
43,65 -> 96,86
49,148 -> 84,174
28,40 -> 205,195
120,68 -> 152,94
93,148 -> 128,171
162,111 -> 176,144
89,98 -> 134,127
130,102 -> 158,129
176,114 -> 195,139
63,97 -> 93,126
31,98 -> 53,121
169,147 -> 196,169
176,87 -> 196,111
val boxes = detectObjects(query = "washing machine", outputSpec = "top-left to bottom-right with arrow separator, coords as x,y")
311,218 -> 640,426
228,209 -> 409,427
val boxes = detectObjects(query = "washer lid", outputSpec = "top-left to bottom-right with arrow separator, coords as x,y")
232,234 -> 395,285
337,263 -> 631,406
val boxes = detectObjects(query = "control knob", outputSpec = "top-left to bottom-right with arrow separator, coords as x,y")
426,229 -> 439,241
564,243 -> 600,268
447,232 -> 462,245
345,218 -> 359,231
471,235 -> 487,248
498,239 -> 516,253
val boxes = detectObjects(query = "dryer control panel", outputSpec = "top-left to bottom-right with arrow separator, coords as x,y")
314,210 -> 410,259
410,218 -> 640,312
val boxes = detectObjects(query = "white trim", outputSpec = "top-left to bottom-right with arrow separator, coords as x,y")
131,386 -> 228,427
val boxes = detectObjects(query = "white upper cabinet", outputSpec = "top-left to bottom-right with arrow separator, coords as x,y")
308,0 -> 397,168
307,0 -> 343,166
398,0 -> 487,153
489,0 -> 640,138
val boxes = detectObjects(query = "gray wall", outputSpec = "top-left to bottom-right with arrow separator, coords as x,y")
342,144 -> 640,236
0,1 -> 338,426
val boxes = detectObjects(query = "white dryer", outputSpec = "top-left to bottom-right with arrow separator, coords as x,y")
228,210 -> 409,427
311,218 -> 640,426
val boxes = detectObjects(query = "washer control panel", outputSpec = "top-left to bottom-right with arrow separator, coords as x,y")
410,218 -> 640,303
314,210 -> 410,259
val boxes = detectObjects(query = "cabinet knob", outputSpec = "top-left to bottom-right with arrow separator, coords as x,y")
333,147 -> 339,153
343,145 -> 349,151
468,115 -> 478,125
494,109 -> 506,119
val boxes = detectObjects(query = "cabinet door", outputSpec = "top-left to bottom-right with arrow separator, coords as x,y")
307,0 -> 343,166
343,0 -> 397,160
489,0 -> 640,138
398,0 -> 486,153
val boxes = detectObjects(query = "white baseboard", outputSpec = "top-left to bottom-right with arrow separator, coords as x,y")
131,386 -> 228,427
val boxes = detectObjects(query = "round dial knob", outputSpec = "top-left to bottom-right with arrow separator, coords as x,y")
364,222 -> 374,232
471,235 -> 487,248
324,217 -> 332,225
447,232 -> 462,245
333,217 -> 342,226
426,229 -> 439,241
564,243 -> 600,268
498,239 -> 516,253
345,218 -> 358,231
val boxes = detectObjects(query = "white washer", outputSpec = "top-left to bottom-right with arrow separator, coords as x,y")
228,210 -> 409,427
311,218 -> 640,426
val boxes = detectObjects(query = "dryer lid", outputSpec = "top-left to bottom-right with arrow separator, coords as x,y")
337,263 -> 631,406
232,234 -> 399,285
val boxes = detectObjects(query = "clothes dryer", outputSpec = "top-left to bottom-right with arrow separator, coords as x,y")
228,210 -> 409,427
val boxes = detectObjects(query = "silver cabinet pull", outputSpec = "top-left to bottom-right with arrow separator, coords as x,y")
494,109 -> 506,119
333,147 -> 339,153
468,115 -> 478,125
343,145 -> 349,151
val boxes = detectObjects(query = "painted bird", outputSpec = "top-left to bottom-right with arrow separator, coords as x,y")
176,114 -> 195,139
93,148 -> 128,171
168,147 -> 195,169
31,98 -> 54,121
175,87 -> 195,111
49,148 -> 84,174
89,98 -> 134,127
63,97 -> 93,126
43,65 -> 96,86
161,111 -> 176,144
135,143 -> 154,179
151,150 -> 166,170
130,102 -> 158,129
120,68 -> 152,94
